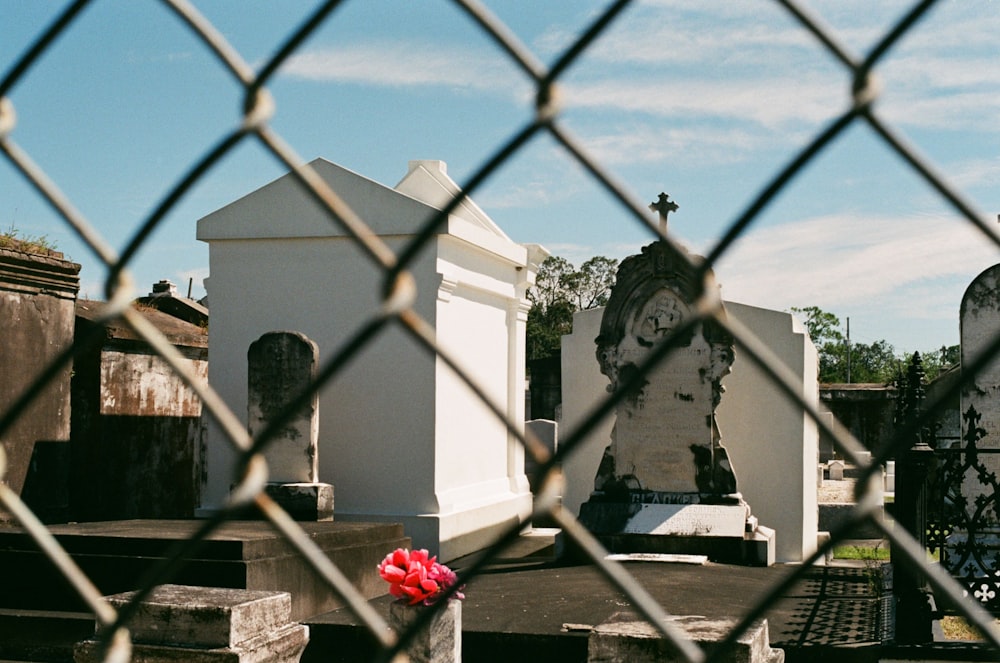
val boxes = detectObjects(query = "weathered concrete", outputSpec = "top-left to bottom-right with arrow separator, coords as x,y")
588,612 -> 783,663
586,241 -> 737,498
75,586 -> 308,663
100,585 -> 294,648
819,384 -> 896,461
306,559 -> 898,663
71,300 -> 208,520
524,419 -> 557,494
246,331 -> 334,521
0,519 -> 409,621
248,331 -> 320,484
0,244 -> 79,521
389,599 -> 461,663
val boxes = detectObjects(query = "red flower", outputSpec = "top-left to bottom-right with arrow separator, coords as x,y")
378,548 -> 464,605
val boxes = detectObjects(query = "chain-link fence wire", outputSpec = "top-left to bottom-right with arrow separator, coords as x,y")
2,0 -> 1000,660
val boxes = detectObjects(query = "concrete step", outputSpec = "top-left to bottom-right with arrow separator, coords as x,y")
0,519 -> 409,621
0,608 -> 93,663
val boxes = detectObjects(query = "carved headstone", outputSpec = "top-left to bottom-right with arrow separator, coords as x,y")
590,240 -> 737,502
579,236 -> 773,565
248,331 -> 333,520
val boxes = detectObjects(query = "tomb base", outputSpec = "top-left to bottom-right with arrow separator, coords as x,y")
579,500 -> 775,566
0,519 -> 409,621
264,482 -> 334,521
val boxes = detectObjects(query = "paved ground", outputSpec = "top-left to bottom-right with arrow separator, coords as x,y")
305,553 -> 898,663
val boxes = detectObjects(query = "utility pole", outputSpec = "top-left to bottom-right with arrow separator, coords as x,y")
846,317 -> 851,383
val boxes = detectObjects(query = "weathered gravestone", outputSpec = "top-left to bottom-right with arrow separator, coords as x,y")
579,213 -> 773,565
248,331 -> 333,520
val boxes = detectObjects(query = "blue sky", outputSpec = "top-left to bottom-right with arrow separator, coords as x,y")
2,1 -> 999,354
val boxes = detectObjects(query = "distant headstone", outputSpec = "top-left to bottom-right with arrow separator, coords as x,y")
248,331 -> 333,520
827,459 -> 845,481
579,239 -> 773,565
525,419 -> 558,494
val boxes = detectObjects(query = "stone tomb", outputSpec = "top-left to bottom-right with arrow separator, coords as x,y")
75,585 -> 308,663
197,158 -> 542,561
578,240 -> 774,565
247,331 -> 333,521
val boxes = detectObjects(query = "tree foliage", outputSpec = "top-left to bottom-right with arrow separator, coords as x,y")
526,255 -> 618,360
791,306 -> 959,384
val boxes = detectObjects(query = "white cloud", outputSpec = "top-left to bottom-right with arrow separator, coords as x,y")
281,42 -> 527,94
564,75 -> 842,129
575,122 -> 770,167
947,158 -> 1000,189
713,212 -> 1000,313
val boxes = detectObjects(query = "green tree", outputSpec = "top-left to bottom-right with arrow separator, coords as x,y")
526,255 -> 618,360
848,339 -> 898,383
791,306 -> 899,383
792,305 -> 961,384
565,256 -> 618,310
915,344 -> 959,381
791,306 -> 849,382
528,256 -> 574,310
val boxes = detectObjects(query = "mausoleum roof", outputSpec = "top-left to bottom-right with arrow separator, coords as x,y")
76,299 -> 207,349
196,159 -> 521,263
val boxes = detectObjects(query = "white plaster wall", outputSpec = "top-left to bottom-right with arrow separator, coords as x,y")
560,308 -> 613,523
716,302 -> 819,563
560,302 -> 819,563
201,237 -> 439,516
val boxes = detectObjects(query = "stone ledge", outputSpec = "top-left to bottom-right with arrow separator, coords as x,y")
101,585 -> 292,648
588,612 -> 783,663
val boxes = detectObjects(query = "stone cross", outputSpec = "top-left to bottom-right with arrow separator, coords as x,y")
648,192 -> 678,234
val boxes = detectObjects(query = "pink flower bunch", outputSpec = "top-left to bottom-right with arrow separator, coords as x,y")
377,548 -> 465,606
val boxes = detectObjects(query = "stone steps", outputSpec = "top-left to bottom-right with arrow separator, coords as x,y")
0,609 -> 92,663
0,519 -> 409,621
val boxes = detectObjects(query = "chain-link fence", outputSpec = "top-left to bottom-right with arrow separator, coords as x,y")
2,1 -> 1000,661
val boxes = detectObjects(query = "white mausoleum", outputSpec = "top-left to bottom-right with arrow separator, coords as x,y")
197,158 -> 546,561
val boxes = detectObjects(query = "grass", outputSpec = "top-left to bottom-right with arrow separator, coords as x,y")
833,544 -> 890,561
940,616 -> 987,641
0,225 -> 59,256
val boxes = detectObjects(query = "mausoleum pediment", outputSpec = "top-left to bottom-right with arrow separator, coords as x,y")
197,158 -> 514,255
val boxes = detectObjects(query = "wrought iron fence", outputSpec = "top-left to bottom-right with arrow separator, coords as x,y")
2,1 -> 1000,661
929,405 -> 1000,614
